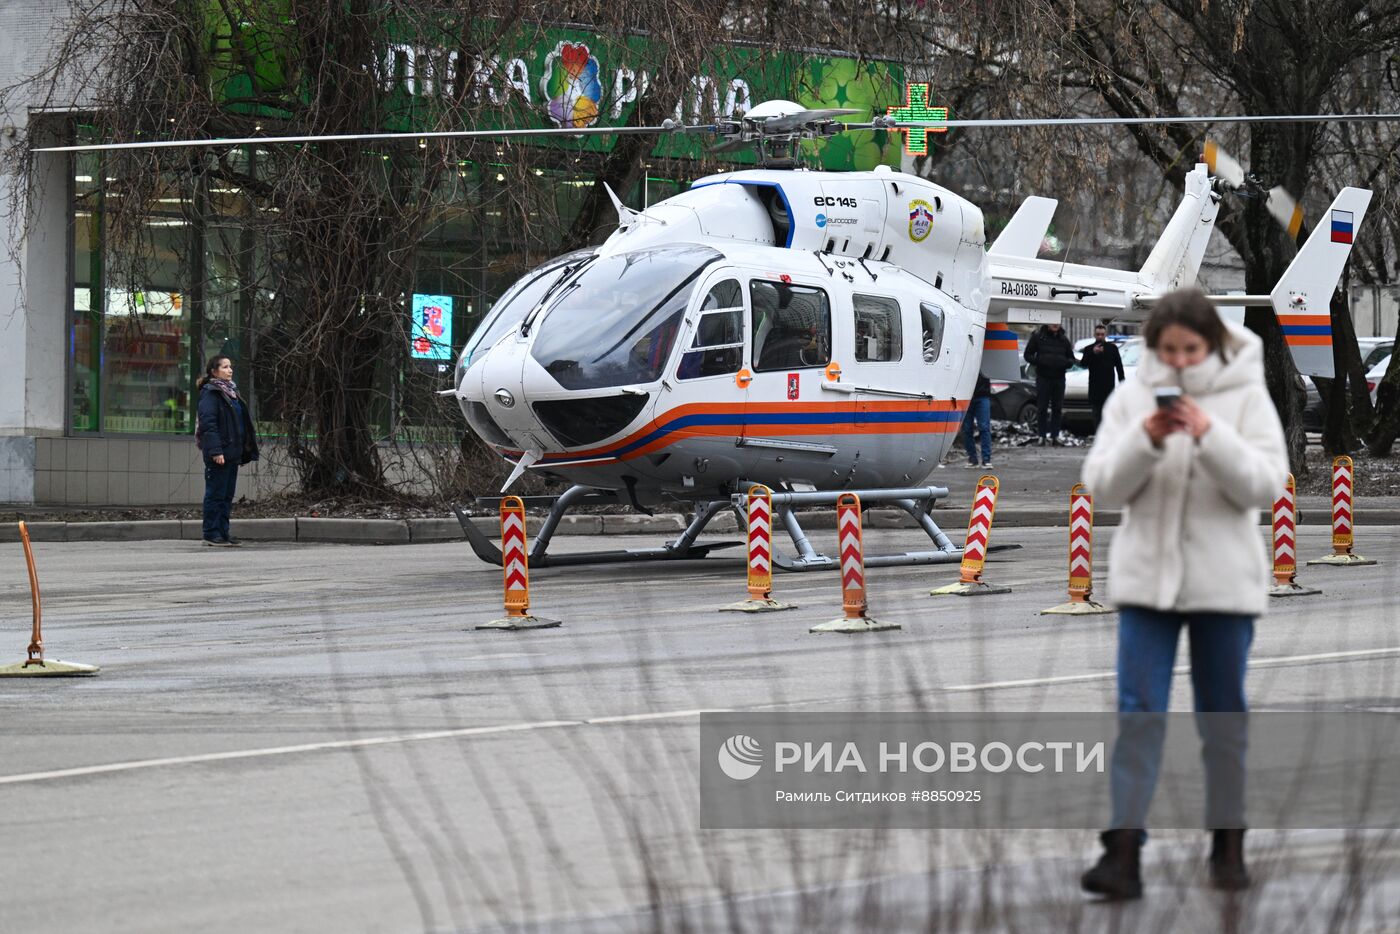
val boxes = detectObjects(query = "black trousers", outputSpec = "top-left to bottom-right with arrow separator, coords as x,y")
1090,390 -> 1111,434
1035,375 -> 1066,438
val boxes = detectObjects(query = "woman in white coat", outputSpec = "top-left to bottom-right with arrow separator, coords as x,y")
1079,289 -> 1288,900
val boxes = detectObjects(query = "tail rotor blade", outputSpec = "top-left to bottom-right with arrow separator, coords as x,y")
1267,186 -> 1305,241
1203,139 -> 1246,188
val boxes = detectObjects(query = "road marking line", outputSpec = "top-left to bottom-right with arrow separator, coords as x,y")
586,709 -> 723,724
945,646 -> 1400,691
0,709 -> 727,786
0,720 -> 582,785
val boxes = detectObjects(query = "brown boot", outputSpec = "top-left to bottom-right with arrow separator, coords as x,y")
1209,829 -> 1250,890
1081,829 -> 1143,899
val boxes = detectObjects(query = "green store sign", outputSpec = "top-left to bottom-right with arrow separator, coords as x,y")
210,17 -> 906,170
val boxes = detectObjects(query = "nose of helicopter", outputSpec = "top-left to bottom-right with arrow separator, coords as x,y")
462,339 -> 557,455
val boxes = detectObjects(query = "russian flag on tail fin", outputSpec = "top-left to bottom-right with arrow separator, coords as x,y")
1330,209 -> 1354,244
1270,188 -> 1372,379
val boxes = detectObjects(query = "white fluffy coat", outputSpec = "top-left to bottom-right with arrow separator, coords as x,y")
1082,322 -> 1288,616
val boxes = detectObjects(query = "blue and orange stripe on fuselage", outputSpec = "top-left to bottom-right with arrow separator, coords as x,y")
502,400 -> 969,466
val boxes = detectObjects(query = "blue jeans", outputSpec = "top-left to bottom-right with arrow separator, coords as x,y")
202,460 -> 240,541
1110,607 -> 1254,834
962,396 -> 992,463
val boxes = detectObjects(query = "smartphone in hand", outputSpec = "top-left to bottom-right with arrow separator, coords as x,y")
1155,387 -> 1183,409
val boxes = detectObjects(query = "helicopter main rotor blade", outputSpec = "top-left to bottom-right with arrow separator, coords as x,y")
34,122 -> 718,154
895,112 -> 1400,129
755,108 -> 862,133
709,137 -> 756,154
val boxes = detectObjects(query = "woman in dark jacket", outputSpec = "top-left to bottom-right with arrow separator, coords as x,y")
196,355 -> 259,546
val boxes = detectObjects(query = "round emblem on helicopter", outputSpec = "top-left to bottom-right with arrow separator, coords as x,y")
908,199 -> 934,242
494,389 -> 516,408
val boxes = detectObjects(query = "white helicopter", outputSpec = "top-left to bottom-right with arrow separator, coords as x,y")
41,96 -> 1372,570
447,99 -> 1371,569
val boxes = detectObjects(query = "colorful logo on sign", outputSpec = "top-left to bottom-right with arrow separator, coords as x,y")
540,41 -> 602,128
411,293 -> 453,360
909,200 -> 934,242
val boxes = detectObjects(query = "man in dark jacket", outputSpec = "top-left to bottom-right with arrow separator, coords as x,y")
1024,322 -> 1075,443
1080,324 -> 1126,433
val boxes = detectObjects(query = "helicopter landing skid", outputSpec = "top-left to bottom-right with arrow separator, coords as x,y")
742,485 -> 979,572
452,492 -> 742,569
453,483 -> 1018,571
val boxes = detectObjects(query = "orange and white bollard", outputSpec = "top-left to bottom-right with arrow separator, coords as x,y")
931,476 -> 1011,596
1041,484 -> 1112,615
721,486 -> 796,613
810,493 -> 898,633
1307,456 -> 1376,566
478,497 -> 561,629
0,521 -> 99,676
1270,474 -> 1321,596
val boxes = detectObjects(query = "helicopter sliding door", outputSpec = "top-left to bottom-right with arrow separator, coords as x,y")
920,298 -> 977,465
744,276 -> 839,486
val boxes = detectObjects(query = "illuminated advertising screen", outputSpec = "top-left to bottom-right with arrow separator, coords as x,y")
411,293 -> 453,360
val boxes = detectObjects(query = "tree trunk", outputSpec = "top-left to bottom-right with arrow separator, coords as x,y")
1365,352 -> 1400,455
1320,276 -> 1370,455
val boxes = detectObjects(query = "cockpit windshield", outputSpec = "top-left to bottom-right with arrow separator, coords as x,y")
530,245 -> 722,391
458,249 -> 595,370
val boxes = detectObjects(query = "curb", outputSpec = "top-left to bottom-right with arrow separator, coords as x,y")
3,506 -> 1399,545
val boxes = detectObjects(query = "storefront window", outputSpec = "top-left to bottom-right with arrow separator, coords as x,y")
100,174 -> 194,433
71,149 -> 101,431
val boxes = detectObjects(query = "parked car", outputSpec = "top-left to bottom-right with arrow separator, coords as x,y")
1368,354 -> 1391,406
988,361 -> 1038,429
1063,337 -> 1143,433
1301,338 -> 1392,432
1362,338 -> 1393,370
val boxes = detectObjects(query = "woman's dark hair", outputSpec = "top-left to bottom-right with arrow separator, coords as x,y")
196,355 -> 232,390
1143,288 -> 1229,359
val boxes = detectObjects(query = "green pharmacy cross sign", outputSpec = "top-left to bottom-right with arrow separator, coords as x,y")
888,83 -> 948,156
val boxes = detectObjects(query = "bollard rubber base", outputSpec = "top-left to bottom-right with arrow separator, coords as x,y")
810,615 -> 901,634
720,598 -> 797,613
930,581 -> 1012,597
1305,554 -> 1376,567
0,658 -> 99,677
477,615 -> 562,631
1040,599 -> 1113,615
1269,582 -> 1323,597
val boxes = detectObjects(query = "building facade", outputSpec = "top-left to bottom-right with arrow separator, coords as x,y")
0,8 -> 904,505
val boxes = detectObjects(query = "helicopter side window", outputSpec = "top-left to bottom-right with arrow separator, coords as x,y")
750,280 -> 831,372
920,303 -> 945,364
678,279 -> 744,380
853,294 -> 902,363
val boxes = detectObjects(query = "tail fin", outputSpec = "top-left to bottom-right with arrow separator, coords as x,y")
1270,187 -> 1372,378
1137,164 -> 1220,291
989,196 -> 1057,257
